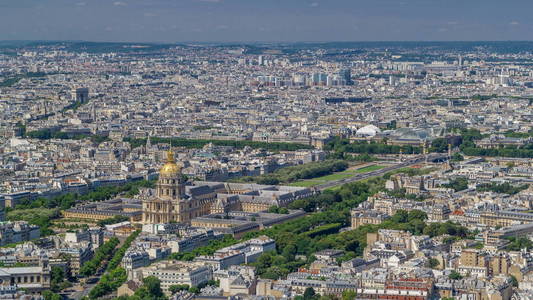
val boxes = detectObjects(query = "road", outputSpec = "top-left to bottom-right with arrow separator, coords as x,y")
315,154 -> 447,191
66,281 -> 96,299
65,270 -> 103,299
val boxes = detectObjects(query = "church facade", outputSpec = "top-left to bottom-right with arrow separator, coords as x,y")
142,150 -> 215,224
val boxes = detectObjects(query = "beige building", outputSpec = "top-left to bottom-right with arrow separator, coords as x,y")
480,211 -> 533,227
458,249 -> 489,278
351,210 -> 389,229
142,151 -> 215,224
142,151 -> 313,225
138,260 -> 212,295
0,260 -> 51,292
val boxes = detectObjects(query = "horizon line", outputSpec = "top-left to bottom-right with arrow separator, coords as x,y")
2,39 -> 533,45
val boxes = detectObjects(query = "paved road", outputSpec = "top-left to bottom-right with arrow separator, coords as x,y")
65,272 -> 102,299
66,281 -> 96,300
316,154 -> 447,191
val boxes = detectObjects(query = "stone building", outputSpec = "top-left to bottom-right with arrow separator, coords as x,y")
142,150 -> 216,224
351,209 -> 389,229
141,150 -> 313,225
0,259 -> 51,292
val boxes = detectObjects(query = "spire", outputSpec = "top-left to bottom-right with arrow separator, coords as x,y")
146,135 -> 152,148
167,149 -> 175,163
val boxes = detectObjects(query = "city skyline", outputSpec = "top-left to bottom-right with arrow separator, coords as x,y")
1,2 -> 533,299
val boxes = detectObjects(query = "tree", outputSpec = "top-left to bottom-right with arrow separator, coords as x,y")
169,284 -> 189,294
42,290 -> 62,300
430,138 -> 449,153
449,270 -> 463,280
207,279 -> 219,287
133,276 -> 166,300
50,266 -> 72,292
505,237 -> 533,251
509,275 -> 518,287
341,290 -> 357,300
451,152 -> 464,161
408,210 -> 427,222
428,258 -> 440,269
442,177 -> 469,192
304,287 -> 316,300
144,276 -> 165,298
391,210 -> 408,223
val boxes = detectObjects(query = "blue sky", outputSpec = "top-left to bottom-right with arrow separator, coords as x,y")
0,0 -> 532,42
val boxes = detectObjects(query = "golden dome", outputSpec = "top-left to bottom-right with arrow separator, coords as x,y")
159,150 -> 181,177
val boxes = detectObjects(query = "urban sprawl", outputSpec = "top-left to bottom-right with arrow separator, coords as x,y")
0,41 -> 533,300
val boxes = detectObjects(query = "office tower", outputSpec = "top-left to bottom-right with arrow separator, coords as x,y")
389,76 -> 396,86
338,68 -> 353,85
312,73 -> 328,85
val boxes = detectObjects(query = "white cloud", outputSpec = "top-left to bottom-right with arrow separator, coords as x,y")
310,2 -> 319,7
75,2 -> 86,6
509,21 -> 519,26
113,1 -> 127,6
144,12 -> 158,17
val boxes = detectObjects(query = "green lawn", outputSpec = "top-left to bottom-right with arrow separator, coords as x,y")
354,165 -> 385,173
290,165 -> 385,187
324,185 -> 343,192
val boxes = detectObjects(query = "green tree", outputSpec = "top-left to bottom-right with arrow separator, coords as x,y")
449,270 -> 463,280
169,284 -> 189,294
430,138 -> 449,153
451,152 -> 464,161
50,266 -> 70,292
42,290 -> 62,300
408,210 -> 427,222
282,244 -> 297,261
428,258 -> 440,269
341,290 -> 357,300
303,287 -> 316,300
133,276 -> 166,300
442,177 -> 469,192
505,237 -> 533,251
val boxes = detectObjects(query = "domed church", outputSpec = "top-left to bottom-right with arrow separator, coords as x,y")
141,150 -> 315,225
141,150 -> 215,224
